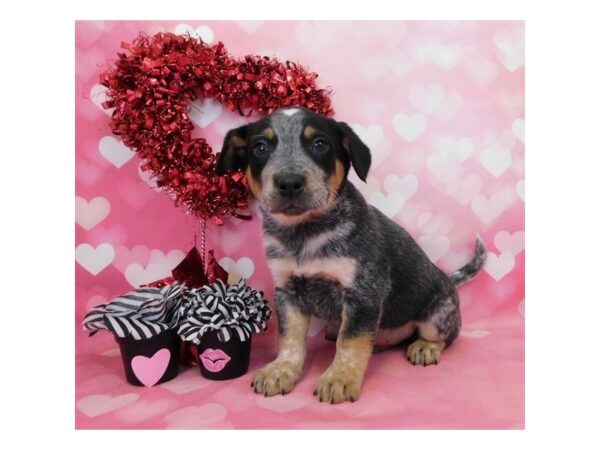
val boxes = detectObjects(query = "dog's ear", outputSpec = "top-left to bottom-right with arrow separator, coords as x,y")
337,122 -> 371,182
216,125 -> 249,175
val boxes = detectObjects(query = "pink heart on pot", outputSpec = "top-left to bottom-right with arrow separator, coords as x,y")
131,349 -> 171,387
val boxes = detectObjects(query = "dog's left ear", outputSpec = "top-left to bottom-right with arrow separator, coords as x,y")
215,125 -> 249,175
337,122 -> 371,182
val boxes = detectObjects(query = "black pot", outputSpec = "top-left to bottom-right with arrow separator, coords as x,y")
197,330 -> 252,380
115,328 -> 180,387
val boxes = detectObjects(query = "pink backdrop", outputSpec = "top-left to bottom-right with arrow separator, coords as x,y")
75,20 -> 524,429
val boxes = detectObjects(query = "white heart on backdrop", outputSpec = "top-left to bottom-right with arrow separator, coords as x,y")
392,113 -> 427,142
460,329 -> 491,338
77,393 -> 139,418
437,136 -> 475,162
188,98 -> 223,128
75,243 -> 115,275
408,83 -> 462,121
295,21 -> 350,56
449,174 -> 483,205
89,83 -> 114,116
174,23 -> 214,43
164,403 -> 228,429
348,172 -> 382,198
212,109 -> 251,137
350,124 -> 391,168
484,251 -> 516,281
439,248 -> 473,274
494,230 -> 525,255
112,244 -> 151,273
516,179 -> 525,201
125,249 -> 185,287
464,57 -> 498,89
384,174 -> 418,199
512,118 -> 525,143
76,158 -> 105,187
256,393 -> 313,413
368,191 -> 408,219
427,151 -> 463,184
409,84 -> 445,114
436,92 -> 463,122
356,54 -> 392,81
470,192 -> 512,224
417,235 -> 450,263
75,196 -> 110,231
218,257 -> 255,284
99,136 -> 135,168
480,147 -> 512,177
494,30 -> 524,72
235,21 -> 265,34
413,42 -> 463,70
372,180 -> 413,218
160,370 -> 213,395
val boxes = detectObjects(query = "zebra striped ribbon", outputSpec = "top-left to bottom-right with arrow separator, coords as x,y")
177,279 -> 271,344
82,283 -> 187,340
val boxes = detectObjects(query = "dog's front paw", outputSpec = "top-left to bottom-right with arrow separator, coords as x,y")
251,360 -> 301,396
314,366 -> 362,404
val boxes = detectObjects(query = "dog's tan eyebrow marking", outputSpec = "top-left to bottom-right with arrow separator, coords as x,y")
260,127 -> 275,139
303,126 -> 317,139
229,134 -> 246,148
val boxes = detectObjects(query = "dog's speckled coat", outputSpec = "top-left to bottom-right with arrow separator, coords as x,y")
217,107 -> 485,403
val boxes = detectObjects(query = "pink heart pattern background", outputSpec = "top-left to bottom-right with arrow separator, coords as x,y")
75,20 -> 524,429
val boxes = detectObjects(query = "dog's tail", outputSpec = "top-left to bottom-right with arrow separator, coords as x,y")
449,236 -> 487,286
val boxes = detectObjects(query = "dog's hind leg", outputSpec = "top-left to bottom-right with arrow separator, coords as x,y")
407,293 -> 461,366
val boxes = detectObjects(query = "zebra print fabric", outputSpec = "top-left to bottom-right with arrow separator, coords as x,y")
177,279 -> 271,344
82,283 -> 186,340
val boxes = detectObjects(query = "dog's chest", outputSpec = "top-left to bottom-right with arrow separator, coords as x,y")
267,256 -> 357,288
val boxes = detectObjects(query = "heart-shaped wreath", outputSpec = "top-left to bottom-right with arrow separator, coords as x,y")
100,32 -> 334,223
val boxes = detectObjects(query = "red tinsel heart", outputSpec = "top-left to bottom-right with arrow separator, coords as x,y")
100,32 -> 334,224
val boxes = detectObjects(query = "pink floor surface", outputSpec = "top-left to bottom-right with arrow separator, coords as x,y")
75,277 -> 524,429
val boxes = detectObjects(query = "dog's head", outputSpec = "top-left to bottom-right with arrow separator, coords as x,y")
216,107 -> 371,224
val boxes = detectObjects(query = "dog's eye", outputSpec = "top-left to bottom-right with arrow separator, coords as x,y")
313,138 -> 330,153
252,141 -> 269,157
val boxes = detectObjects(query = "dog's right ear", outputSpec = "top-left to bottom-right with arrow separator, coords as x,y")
215,125 -> 249,175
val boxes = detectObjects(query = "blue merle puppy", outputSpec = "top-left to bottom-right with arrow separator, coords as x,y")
216,107 -> 485,404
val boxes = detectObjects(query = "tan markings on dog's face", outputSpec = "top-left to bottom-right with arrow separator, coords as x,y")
245,166 -> 262,197
329,158 -> 346,194
314,306 -> 374,403
262,127 -> 275,139
303,125 -> 316,139
267,256 -> 357,288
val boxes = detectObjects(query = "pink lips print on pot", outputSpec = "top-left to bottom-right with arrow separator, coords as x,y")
199,348 -> 232,372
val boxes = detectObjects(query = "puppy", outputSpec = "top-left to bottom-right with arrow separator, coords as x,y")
216,107 -> 485,404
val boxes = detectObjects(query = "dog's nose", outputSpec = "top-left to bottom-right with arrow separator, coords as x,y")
275,174 -> 305,198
